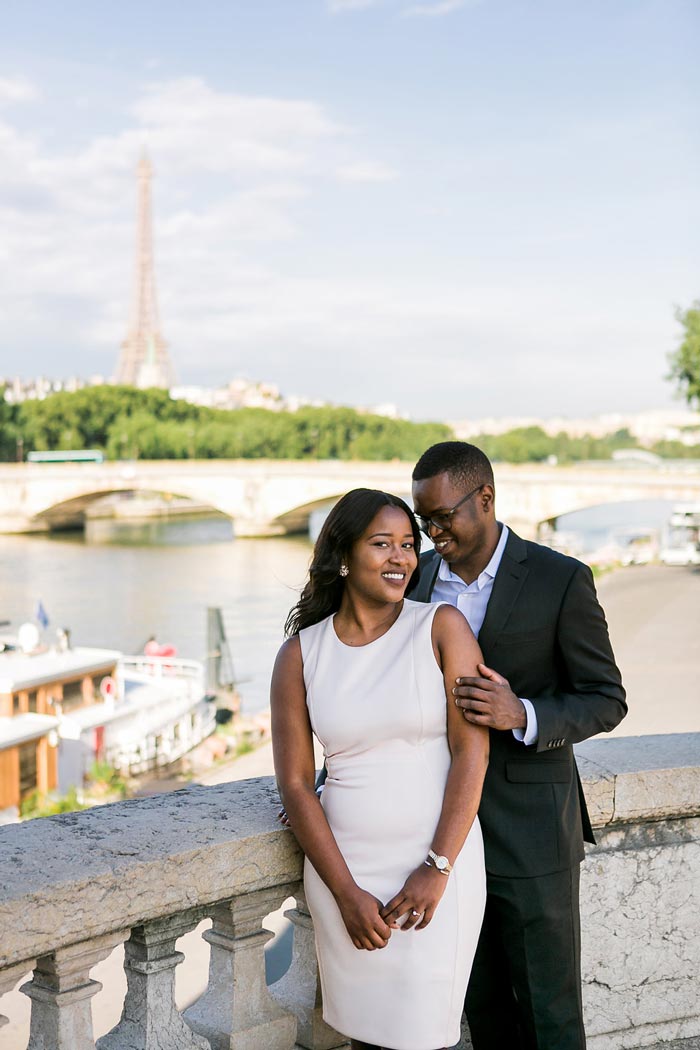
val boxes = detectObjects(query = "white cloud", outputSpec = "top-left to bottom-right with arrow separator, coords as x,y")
327,0 -> 471,15
134,76 -> 342,148
336,161 -> 398,182
327,0 -> 383,11
403,0 -> 468,16
0,77 -> 39,106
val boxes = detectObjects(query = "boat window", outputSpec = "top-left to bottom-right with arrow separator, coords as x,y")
28,692 -> 38,713
61,679 -> 85,713
19,742 -> 38,800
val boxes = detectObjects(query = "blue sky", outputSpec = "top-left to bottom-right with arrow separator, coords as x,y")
0,0 -> 698,420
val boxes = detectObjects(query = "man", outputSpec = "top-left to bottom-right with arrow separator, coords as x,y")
410,441 -> 626,1050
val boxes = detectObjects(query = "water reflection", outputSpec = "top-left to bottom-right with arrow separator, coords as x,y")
85,514 -> 234,546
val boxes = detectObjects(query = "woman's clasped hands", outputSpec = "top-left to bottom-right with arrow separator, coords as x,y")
381,864 -> 448,932
339,865 -> 448,949
336,886 -> 393,951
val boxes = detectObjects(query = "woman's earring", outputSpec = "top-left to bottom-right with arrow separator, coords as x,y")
339,564 -> 349,578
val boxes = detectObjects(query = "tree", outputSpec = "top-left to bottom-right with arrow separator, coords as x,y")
668,301 -> 700,410
0,387 -> 20,460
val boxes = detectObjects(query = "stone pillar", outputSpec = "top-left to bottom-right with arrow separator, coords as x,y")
97,912 -> 209,1050
232,516 -> 287,538
0,959 -> 36,1030
269,892 -> 347,1050
184,885 -> 299,1050
21,933 -> 126,1050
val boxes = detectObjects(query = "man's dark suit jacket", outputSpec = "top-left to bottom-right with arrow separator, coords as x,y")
410,529 -> 626,880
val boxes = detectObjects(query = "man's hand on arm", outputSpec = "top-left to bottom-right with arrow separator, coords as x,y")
453,663 -> 528,732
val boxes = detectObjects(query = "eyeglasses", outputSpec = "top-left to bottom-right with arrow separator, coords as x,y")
416,483 -> 484,536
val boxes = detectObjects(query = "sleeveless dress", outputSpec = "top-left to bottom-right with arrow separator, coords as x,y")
299,599 -> 486,1050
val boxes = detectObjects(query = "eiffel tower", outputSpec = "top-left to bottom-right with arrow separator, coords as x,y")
114,154 -> 175,388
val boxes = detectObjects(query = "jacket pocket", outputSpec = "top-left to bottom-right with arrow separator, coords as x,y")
506,760 -> 570,783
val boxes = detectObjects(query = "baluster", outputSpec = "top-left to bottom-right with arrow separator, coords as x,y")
21,933 -> 126,1050
184,884 -> 299,1050
270,891 -> 347,1050
0,960 -> 36,1030
97,911 -> 209,1050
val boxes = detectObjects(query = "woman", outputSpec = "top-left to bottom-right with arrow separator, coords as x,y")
271,489 -> 488,1050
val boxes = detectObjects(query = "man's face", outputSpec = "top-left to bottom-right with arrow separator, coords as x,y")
412,471 -> 493,577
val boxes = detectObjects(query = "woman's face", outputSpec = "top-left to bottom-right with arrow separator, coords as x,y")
345,505 -> 418,604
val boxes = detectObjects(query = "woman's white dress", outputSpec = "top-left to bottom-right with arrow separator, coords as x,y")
299,599 -> 486,1050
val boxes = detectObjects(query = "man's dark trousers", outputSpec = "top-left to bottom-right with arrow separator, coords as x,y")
466,866 -> 585,1050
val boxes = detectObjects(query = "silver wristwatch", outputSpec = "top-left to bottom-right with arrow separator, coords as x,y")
427,849 -> 452,875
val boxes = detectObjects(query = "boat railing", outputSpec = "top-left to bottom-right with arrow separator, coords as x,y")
117,654 -> 205,683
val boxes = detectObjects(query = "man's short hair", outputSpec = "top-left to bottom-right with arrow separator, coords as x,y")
412,441 -> 494,490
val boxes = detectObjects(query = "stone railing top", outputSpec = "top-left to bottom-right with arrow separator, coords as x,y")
576,732 -> 700,828
2,733 -> 699,971
0,776 -> 301,969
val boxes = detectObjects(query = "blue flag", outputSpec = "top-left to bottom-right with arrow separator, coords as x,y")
35,601 -> 50,629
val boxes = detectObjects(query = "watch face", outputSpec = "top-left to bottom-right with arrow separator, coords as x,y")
436,856 -> 448,869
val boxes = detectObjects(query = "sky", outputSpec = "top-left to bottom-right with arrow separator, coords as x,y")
0,0 -> 698,422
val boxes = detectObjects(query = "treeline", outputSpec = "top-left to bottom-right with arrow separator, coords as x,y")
472,426 -> 700,463
0,386 -> 451,462
1,388 -> 698,463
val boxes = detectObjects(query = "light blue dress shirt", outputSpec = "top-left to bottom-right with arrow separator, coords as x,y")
430,524 -> 538,746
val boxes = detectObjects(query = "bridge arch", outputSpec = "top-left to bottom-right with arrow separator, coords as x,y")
534,497 -> 674,556
272,494 -> 345,535
32,486 -> 232,532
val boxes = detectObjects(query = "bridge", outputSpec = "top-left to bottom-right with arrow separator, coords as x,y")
0,459 -> 699,537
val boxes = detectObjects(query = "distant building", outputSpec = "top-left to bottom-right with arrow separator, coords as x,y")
114,155 -> 175,389
2,375 -> 106,404
170,379 -> 284,412
451,409 -> 700,447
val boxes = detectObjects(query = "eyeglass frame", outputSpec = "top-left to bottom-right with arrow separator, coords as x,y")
415,483 -> 485,537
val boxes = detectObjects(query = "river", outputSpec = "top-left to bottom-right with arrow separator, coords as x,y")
0,522 -> 315,716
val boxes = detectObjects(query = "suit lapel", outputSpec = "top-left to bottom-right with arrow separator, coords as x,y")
413,550 -> 441,603
477,530 -> 529,654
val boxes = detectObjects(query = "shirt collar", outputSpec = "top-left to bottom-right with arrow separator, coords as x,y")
436,523 -> 509,589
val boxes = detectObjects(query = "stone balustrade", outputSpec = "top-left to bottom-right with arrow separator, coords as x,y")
0,734 -> 698,1050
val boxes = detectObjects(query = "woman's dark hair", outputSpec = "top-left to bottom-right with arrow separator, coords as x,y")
285,488 -> 421,636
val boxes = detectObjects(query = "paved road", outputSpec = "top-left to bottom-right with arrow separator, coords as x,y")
597,564 -> 700,737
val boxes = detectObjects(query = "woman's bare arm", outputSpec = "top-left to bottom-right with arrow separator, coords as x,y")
271,637 -> 392,950
381,605 -> 489,930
